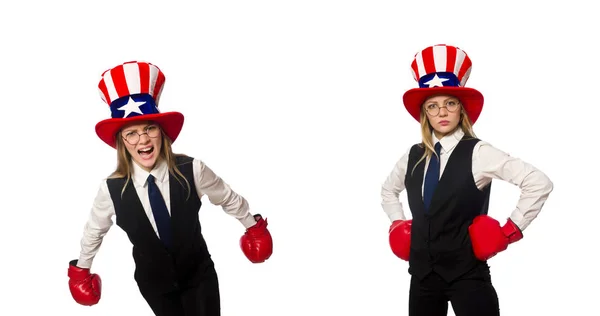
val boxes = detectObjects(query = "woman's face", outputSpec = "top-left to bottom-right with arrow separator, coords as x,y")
423,95 -> 462,138
120,121 -> 163,172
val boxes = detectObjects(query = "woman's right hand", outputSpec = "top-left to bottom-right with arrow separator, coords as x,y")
389,220 -> 412,261
67,259 -> 102,306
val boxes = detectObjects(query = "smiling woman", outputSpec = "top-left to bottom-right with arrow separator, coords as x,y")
66,61 -> 274,316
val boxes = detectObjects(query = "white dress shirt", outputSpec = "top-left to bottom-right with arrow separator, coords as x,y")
77,158 -> 257,269
381,128 -> 553,231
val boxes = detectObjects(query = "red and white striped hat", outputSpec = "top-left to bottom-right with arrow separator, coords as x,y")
94,61 -> 184,148
402,44 -> 484,124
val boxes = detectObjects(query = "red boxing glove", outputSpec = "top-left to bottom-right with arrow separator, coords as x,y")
240,214 -> 273,263
389,219 -> 412,261
67,259 -> 102,306
469,215 -> 523,261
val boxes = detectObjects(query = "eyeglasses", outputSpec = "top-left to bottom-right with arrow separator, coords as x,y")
424,100 -> 461,117
122,125 -> 161,145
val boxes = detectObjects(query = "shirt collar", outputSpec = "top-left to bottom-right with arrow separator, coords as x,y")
431,127 -> 464,153
131,158 -> 169,187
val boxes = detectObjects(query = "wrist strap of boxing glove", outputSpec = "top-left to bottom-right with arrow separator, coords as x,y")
501,218 -> 523,244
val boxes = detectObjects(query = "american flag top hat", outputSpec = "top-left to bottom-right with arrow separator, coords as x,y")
402,44 -> 484,125
95,61 -> 184,148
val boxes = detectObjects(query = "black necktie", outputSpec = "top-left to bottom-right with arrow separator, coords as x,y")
147,174 -> 172,247
423,142 -> 442,213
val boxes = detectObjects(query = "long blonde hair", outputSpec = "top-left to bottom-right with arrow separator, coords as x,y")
108,125 -> 191,199
411,103 -> 477,175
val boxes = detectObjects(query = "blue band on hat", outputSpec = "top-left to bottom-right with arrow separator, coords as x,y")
110,93 -> 159,118
418,72 -> 461,88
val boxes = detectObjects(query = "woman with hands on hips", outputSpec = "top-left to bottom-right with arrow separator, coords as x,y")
382,44 -> 553,316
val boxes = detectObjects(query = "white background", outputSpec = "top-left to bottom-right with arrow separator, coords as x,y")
0,0 -> 597,315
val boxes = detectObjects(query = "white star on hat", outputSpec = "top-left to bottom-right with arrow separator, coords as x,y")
424,74 -> 449,87
117,97 -> 146,117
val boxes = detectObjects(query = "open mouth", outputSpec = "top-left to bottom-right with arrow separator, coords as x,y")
138,146 -> 154,159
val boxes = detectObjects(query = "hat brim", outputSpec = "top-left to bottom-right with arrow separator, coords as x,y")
95,112 -> 184,149
402,87 -> 484,125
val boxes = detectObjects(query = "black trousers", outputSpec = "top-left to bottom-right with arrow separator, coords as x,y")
409,265 -> 500,316
140,271 -> 221,316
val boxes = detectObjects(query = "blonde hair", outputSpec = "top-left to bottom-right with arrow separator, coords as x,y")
108,124 -> 191,199
411,100 -> 477,175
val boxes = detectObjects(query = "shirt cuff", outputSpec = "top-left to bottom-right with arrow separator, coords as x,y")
239,213 -> 258,228
76,258 -> 93,269
382,204 -> 406,222
509,211 -> 527,231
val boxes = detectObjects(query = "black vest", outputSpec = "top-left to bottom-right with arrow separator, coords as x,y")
106,155 -> 214,295
405,136 -> 491,282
